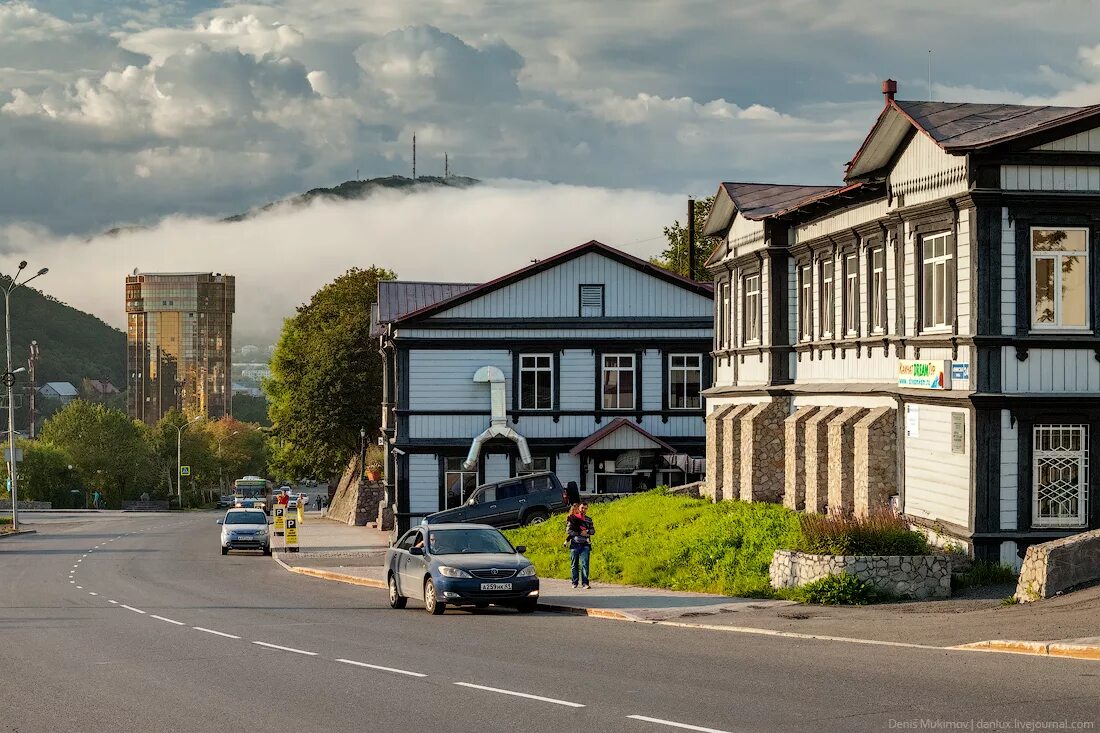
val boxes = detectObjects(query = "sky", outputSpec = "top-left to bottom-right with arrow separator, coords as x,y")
4,0 -> 1100,341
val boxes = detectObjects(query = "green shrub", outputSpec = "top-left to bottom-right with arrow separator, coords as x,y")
505,490 -> 801,597
791,573 -> 879,605
0,516 -> 11,526
952,561 -> 1018,592
794,512 -> 931,556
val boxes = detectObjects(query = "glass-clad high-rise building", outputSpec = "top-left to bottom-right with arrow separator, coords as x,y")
126,272 -> 235,424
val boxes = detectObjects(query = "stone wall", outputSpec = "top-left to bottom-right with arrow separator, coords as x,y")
703,405 -> 735,502
803,406 -> 839,514
740,398 -> 788,503
770,549 -> 952,600
0,500 -> 51,510
325,454 -> 387,526
826,407 -> 867,515
853,406 -> 897,516
783,406 -> 820,511
721,405 -> 752,502
1015,528 -> 1100,602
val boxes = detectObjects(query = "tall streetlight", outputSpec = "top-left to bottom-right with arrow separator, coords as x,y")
3,260 -> 48,531
175,416 -> 203,508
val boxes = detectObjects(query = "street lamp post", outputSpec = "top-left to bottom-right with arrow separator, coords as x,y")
359,427 -> 366,479
3,260 -> 48,531
175,416 -> 203,509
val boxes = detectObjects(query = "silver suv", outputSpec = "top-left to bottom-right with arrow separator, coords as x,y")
218,509 -> 271,556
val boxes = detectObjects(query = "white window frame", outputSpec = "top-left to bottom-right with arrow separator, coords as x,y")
1030,226 -> 1090,331
518,353 -> 553,411
844,253 -> 859,336
1032,425 -> 1089,528
601,353 -> 636,410
721,281 -> 732,349
517,456 -> 551,476
799,264 -> 813,342
869,245 -> 886,334
743,273 -> 761,345
921,232 -> 953,331
443,457 -> 479,509
668,353 -> 702,410
820,258 -> 834,339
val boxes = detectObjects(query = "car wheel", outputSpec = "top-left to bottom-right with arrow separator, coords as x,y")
517,599 -> 537,613
262,545 -> 271,556
424,579 -> 446,615
388,574 -> 407,609
221,546 -> 229,556
523,510 -> 549,526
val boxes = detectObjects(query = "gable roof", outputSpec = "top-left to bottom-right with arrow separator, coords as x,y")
702,182 -> 838,239
391,240 -> 713,325
847,99 -> 1100,179
569,418 -> 675,456
373,280 -> 479,336
41,381 -> 79,397
87,379 -> 119,394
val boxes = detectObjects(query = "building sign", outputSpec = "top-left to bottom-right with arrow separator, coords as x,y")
951,362 -> 970,382
905,404 -> 919,438
898,360 -> 951,390
951,413 -> 966,454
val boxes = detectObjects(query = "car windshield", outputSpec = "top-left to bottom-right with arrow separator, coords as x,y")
429,529 -> 514,555
226,511 -> 266,525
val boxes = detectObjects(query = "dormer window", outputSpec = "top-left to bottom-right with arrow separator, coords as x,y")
579,284 -> 604,317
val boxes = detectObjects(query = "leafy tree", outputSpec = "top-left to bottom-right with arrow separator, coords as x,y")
208,416 -> 268,493
232,393 -> 271,426
266,266 -> 395,479
6,440 -> 79,507
650,196 -> 716,281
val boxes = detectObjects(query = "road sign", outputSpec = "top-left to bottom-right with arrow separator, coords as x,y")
273,506 -> 285,535
284,517 -> 298,550
2,372 -> 15,388
180,465 -> 191,477
4,447 -> 23,464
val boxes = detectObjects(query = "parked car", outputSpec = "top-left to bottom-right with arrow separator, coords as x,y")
216,495 -> 234,509
218,508 -> 271,556
424,471 -> 568,529
385,523 -> 539,614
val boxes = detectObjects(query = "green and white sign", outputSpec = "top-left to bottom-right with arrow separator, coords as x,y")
898,359 -> 951,390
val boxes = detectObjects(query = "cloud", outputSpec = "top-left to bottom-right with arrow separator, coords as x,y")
3,182 -> 685,343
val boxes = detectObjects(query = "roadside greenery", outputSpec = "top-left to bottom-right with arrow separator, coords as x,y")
506,490 -> 801,597
794,512 -> 931,557
952,561 -> 1018,592
785,573 -> 881,606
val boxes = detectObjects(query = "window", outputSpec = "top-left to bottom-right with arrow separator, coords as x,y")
1031,228 -> 1089,329
844,253 -> 859,336
1033,425 -> 1088,528
668,354 -> 702,409
820,258 -> 834,338
799,265 -> 813,341
601,354 -> 636,410
921,233 -> 953,330
443,456 -> 478,509
718,281 -> 731,350
579,284 -> 604,317
517,456 -> 551,476
519,354 -> 553,410
743,273 -> 760,344
869,246 -> 886,333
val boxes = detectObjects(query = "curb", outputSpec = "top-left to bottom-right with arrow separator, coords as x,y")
955,639 -> 1100,661
0,529 -> 37,539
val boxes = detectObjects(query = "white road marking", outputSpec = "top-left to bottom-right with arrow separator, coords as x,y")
76,586 -> 83,589
108,600 -> 118,604
151,615 -> 186,626
452,682 -> 585,708
193,627 -> 240,639
653,621 -> 946,651
252,641 -> 317,656
69,581 -> 75,584
626,715 -> 735,733
88,592 -> 98,596
121,605 -> 146,614
73,565 -> 79,568
335,658 -> 427,678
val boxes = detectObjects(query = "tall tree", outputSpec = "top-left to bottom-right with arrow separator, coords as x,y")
9,440 -> 78,507
266,266 -> 395,479
650,195 -> 716,281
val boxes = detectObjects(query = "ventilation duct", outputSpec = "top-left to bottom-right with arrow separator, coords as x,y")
462,366 -> 532,471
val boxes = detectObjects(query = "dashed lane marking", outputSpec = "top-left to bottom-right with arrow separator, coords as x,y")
151,615 -> 186,626
252,641 -> 317,656
88,592 -> 98,596
452,682 -> 585,708
335,658 -> 427,678
193,627 -> 240,640
108,600 -> 118,604
626,715 -> 736,733
121,605 -> 145,614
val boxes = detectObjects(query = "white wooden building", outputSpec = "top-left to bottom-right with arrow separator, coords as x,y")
373,241 -> 713,532
704,80 -> 1100,564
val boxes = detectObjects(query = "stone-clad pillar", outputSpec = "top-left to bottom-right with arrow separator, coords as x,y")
740,398 -> 790,503
803,406 -> 840,514
827,407 -> 869,514
704,405 -> 736,502
854,406 -> 898,516
784,406 -> 820,510
721,404 -> 753,502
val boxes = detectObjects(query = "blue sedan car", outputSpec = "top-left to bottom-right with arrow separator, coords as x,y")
385,523 -> 540,615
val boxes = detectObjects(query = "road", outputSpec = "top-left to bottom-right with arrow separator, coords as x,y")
3,512 -> 1099,733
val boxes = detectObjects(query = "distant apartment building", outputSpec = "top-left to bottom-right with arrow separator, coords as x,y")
126,272 -> 235,424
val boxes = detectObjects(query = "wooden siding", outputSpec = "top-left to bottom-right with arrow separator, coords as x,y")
556,452 -> 581,487
761,258 -> 771,347
787,259 -> 797,345
903,220 -> 917,335
903,404 -> 971,528
790,394 -> 894,409
793,349 -> 897,383
559,349 -> 594,410
409,414 -> 705,441
1000,165 -> 1100,191
1001,347 -> 1100,392
430,252 -> 712,319
408,349 -> 511,410
957,208 -> 972,337
485,453 -> 509,483
737,353 -> 770,385
642,349 -> 663,408
1000,409 -> 1018,531
714,355 -> 735,388
587,426 -> 666,451
888,132 -> 968,207
793,200 -> 888,245
409,454 -> 439,514
723,216 -> 766,262
1031,128 -> 1100,152
1001,208 -> 1016,335
398,328 -> 712,340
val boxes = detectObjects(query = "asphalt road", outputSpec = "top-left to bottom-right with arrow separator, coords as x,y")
3,512 -> 1099,733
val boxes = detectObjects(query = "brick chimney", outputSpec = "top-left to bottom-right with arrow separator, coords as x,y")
882,79 -> 897,105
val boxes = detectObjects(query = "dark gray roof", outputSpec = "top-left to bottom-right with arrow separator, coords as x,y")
894,100 -> 1093,149
718,183 -> 838,221
373,280 -> 479,335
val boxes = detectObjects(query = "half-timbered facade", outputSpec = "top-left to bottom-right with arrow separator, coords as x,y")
374,241 -> 713,533
704,80 -> 1100,564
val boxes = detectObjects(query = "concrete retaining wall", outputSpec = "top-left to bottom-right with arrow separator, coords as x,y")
1015,528 -> 1100,602
770,549 -> 952,600
0,500 -> 51,510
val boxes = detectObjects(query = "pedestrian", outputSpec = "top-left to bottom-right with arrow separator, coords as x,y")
92,490 -> 102,510
566,502 -> 595,589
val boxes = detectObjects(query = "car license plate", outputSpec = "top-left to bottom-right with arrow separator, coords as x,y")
480,582 -> 512,591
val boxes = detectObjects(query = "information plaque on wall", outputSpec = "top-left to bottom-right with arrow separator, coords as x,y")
951,412 -> 966,454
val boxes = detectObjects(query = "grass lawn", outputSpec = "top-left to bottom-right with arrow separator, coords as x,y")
505,490 -> 801,597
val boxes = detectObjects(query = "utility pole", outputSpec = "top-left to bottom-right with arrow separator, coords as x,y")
444,153 -> 449,179
687,198 -> 697,280
27,340 -> 38,438
412,135 -> 417,181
